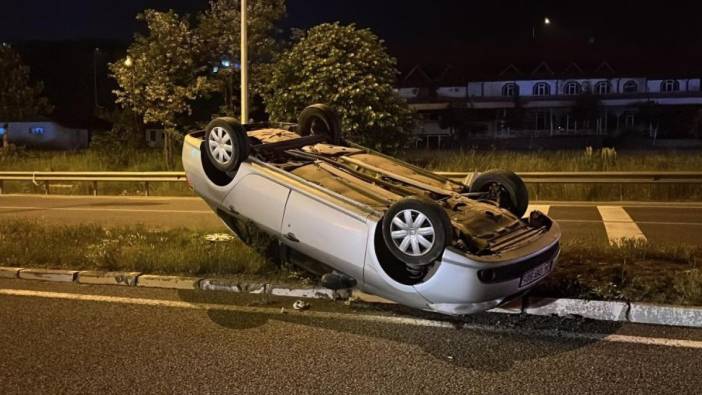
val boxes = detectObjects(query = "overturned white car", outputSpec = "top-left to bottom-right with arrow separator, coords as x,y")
183,104 -> 560,315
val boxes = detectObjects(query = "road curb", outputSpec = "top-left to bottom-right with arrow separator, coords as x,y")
524,297 -> 630,322
3,266 -> 702,328
629,302 -> 702,328
137,275 -> 202,290
18,268 -> 77,283
78,271 -> 141,287
0,267 -> 22,279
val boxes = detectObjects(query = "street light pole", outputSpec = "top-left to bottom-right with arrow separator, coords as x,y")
240,0 -> 249,124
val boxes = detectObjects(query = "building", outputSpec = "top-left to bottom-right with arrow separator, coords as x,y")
0,120 -> 90,150
399,62 -> 702,148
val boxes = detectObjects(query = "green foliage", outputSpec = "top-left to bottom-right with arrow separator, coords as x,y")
0,45 -> 53,121
198,0 -> 286,115
110,10 -> 217,168
262,23 -> 415,150
0,221 -> 276,276
111,10 -> 215,131
537,237 -> 702,305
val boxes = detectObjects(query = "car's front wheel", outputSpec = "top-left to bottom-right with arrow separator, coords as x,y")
204,118 -> 250,173
382,197 -> 453,278
470,169 -> 529,218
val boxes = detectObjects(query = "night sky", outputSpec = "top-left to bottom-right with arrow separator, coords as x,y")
2,1 -> 701,51
3,1 -> 702,124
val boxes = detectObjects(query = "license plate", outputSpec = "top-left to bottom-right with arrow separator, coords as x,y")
520,261 -> 552,287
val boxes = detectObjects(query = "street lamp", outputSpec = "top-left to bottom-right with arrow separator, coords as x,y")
532,17 -> 551,39
240,0 -> 249,123
124,56 -> 133,68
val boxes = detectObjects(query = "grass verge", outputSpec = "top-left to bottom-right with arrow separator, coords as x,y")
539,238 -> 702,306
0,220 -> 276,278
1,220 -> 701,307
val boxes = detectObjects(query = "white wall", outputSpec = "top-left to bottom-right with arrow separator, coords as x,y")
3,121 -> 89,150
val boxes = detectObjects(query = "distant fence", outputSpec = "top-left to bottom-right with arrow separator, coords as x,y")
0,171 -> 187,196
1,170 -> 701,198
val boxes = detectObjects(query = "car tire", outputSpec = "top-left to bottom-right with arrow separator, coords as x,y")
382,197 -> 453,275
204,117 -> 250,173
470,169 -> 529,218
298,104 -> 342,145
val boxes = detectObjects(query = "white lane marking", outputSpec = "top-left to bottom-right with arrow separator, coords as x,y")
0,206 -> 210,214
557,219 -> 702,226
526,204 -> 550,216
597,206 -> 647,246
2,288 -> 702,350
0,194 -> 202,201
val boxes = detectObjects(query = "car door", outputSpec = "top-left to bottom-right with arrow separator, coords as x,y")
222,173 -> 290,235
281,190 -> 369,281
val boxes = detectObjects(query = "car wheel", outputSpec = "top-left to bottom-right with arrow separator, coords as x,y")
204,117 -> 250,173
382,197 -> 453,276
470,169 -> 529,218
298,104 -> 342,145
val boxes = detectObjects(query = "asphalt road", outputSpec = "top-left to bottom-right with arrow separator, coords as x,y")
1,278 -> 702,394
1,194 -> 702,245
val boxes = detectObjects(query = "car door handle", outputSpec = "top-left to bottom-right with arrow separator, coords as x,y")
285,232 -> 300,243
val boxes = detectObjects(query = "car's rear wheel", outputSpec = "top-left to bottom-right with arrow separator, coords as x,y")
298,104 -> 342,145
382,197 -> 453,278
204,117 -> 250,173
470,169 -> 529,218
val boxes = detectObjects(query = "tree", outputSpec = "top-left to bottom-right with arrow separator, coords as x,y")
263,23 -> 415,150
0,44 -> 53,122
110,10 -> 216,168
198,0 -> 286,116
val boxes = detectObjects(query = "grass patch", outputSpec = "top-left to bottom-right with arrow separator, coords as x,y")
537,238 -> 702,306
0,220 -> 276,277
2,220 -> 701,306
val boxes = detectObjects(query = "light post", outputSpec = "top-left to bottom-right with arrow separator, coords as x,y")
240,0 -> 249,123
532,17 -> 551,39
93,48 -> 100,109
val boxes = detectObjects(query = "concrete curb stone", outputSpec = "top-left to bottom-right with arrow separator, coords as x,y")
137,275 -> 201,290
3,266 -> 702,328
525,297 -> 629,322
0,267 -> 22,279
629,302 -> 702,328
271,287 -> 337,300
18,268 -> 78,283
78,271 -> 142,287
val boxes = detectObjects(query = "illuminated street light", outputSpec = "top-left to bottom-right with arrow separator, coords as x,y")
124,56 -> 133,67
544,17 -> 551,25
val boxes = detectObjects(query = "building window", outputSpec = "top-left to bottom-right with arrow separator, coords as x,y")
564,81 -> 581,96
595,81 -> 611,95
502,83 -> 519,97
30,127 -> 45,136
661,80 -> 680,93
533,82 -> 550,96
623,80 -> 638,93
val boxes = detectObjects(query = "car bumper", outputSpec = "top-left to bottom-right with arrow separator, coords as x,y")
413,223 -> 561,316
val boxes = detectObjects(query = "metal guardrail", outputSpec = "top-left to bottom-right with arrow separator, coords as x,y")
0,171 -> 701,197
0,171 -> 187,196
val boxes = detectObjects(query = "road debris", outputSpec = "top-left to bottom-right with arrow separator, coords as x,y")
293,300 -> 310,311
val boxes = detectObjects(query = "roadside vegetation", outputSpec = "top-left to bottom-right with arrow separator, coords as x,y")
541,238 -> 702,306
2,147 -> 701,200
2,220 -> 701,306
404,148 -> 702,201
0,220 -> 275,278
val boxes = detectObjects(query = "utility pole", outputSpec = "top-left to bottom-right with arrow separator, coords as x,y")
240,0 -> 249,124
